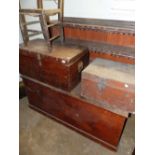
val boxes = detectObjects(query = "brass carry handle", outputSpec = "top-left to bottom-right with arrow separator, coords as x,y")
78,61 -> 84,72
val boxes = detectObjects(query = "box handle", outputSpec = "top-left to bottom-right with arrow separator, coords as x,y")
78,61 -> 84,72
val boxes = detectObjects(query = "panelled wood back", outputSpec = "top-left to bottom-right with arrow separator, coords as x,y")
64,27 -> 134,48
63,17 -> 135,47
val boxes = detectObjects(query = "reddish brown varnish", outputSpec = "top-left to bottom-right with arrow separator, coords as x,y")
52,27 -> 135,48
23,78 -> 126,151
19,39 -> 89,91
63,27 -> 135,48
89,51 -> 135,64
19,49 -> 40,79
81,58 -> 135,113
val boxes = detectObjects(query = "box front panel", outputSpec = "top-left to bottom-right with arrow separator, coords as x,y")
23,78 -> 42,106
23,78 -> 126,149
81,78 -> 135,112
40,50 -> 89,91
19,50 -> 40,80
40,55 -> 70,90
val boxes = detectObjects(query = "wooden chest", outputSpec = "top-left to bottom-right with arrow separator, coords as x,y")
81,58 -> 135,113
19,39 -> 89,91
22,77 -> 127,151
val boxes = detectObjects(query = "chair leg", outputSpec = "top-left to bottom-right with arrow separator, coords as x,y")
19,14 -> 29,46
37,0 -> 43,8
58,0 -> 64,44
39,14 -> 51,46
60,23 -> 64,43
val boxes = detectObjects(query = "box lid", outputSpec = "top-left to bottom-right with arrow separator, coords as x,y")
19,39 -> 88,64
82,58 -> 135,85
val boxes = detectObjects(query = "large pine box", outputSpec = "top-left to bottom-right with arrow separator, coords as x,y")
22,77 -> 126,151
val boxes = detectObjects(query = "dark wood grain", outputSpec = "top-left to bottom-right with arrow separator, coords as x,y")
53,38 -> 135,64
63,27 -> 134,47
81,58 -> 135,113
51,17 -> 135,48
19,39 -> 89,91
23,77 -> 126,151
63,17 -> 135,31
19,49 -> 41,80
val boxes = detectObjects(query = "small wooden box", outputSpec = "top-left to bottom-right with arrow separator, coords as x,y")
81,58 -> 135,113
19,39 -> 89,91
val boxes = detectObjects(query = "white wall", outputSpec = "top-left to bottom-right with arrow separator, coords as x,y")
64,0 -> 135,21
19,0 -> 135,43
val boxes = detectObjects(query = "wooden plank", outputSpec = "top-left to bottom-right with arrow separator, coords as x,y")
27,29 -> 42,33
19,2 -> 29,45
23,21 -> 40,26
58,0 -> 64,43
19,9 -> 43,14
44,9 -> 61,15
39,14 -> 51,45
37,0 -> 43,8
28,31 -> 43,37
63,27 -> 135,47
89,50 -> 135,65
47,21 -> 60,27
49,35 -> 60,41
63,18 -> 134,35
56,39 -> 135,60
63,17 -> 135,31
19,14 -> 29,45
58,0 -> 63,20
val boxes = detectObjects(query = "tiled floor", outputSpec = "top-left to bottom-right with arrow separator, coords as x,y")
19,97 -> 135,155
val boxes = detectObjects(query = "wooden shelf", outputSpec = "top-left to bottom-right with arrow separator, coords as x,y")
64,39 -> 134,59
54,39 -> 135,64
63,17 -> 135,34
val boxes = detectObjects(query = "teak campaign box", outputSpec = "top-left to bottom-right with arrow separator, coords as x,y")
19,39 -> 89,91
81,58 -> 135,113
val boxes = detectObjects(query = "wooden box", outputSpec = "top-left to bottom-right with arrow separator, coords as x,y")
81,58 -> 135,113
19,39 -> 89,91
22,77 -> 127,151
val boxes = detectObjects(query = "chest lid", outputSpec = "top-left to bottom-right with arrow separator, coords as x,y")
82,58 -> 135,85
19,39 -> 88,64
